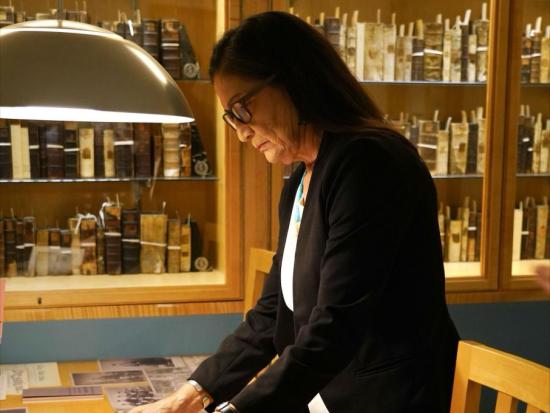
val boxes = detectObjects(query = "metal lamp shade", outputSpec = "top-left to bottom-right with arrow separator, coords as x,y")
0,20 -> 194,123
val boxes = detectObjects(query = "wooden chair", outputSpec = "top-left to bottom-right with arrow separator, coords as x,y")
450,340 -> 550,413
243,247 -> 275,317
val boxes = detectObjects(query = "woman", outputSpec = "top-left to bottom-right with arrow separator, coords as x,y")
130,11 -> 459,413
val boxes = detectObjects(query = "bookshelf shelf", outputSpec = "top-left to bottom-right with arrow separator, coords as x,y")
362,80 -> 487,87
516,173 -> 550,178
0,176 -> 218,184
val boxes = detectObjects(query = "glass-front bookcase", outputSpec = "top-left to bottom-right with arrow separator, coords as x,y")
0,0 -> 245,321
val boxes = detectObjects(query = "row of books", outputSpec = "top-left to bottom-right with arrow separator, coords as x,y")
0,205 -> 209,277
513,197 -> 550,260
391,107 -> 486,176
521,18 -> 550,84
298,4 -> 490,83
0,120 -> 212,180
517,106 -> 550,174
0,4 -> 199,80
437,198 -> 481,263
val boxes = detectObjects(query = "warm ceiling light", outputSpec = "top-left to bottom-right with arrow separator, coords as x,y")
0,20 -> 194,123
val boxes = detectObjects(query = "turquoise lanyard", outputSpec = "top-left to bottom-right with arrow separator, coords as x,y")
292,172 -> 305,229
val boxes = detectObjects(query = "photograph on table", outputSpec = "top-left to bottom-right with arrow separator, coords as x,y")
99,357 -> 186,372
144,367 -> 191,397
71,370 -> 147,386
105,385 -> 161,412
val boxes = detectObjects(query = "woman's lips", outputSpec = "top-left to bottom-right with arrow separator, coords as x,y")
257,141 -> 269,151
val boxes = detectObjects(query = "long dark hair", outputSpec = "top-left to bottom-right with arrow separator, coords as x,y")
209,11 -> 394,136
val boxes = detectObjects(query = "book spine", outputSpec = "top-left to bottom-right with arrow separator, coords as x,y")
103,127 -> 116,178
93,123 -> 106,178
447,219 -> 462,262
161,19 -> 182,79
178,23 -> 200,79
180,123 -> 192,177
450,122 -> 469,174
383,23 -> 396,81
417,120 -> 439,173
533,115 -> 543,173
346,23 -> 357,75
3,218 -> 17,276
468,33 -> 477,82
521,200 -> 536,259
63,122 -> 79,178
152,125 -> 164,177
541,36 -> 550,83
140,214 -> 167,273
474,20 -> 489,82
180,222 -> 191,272
436,129 -> 449,175
535,203 -> 548,259
530,32 -> 542,84
122,209 -> 141,274
114,123 -> 134,178
79,125 -> 95,178
68,217 -> 81,275
324,17 -> 342,56
466,121 -> 479,173
477,117 -> 486,174
460,207 -> 470,262
521,35 -> 532,83
79,218 -> 97,275
162,123 -> 181,177
460,23 -> 470,81
423,22 -> 443,81
355,22 -> 365,81
96,226 -> 105,274
44,123 -> 64,179
23,217 -> 35,276
364,22 -> 384,81
142,19 -> 161,61
167,218 -> 181,273
10,122 -> 23,179
0,120 -> 12,179
27,123 -> 41,179
512,207 -> 523,261
16,220 -> 26,275
35,228 -> 49,276
104,205 -> 122,275
442,29 -> 452,82
59,229 -> 73,275
47,228 -> 61,275
411,37 -> 425,80
134,123 -> 152,178
450,26 -> 462,82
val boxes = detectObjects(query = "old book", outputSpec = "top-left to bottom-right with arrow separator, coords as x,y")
541,26 -> 550,83
476,107 -> 486,174
442,19 -> 452,82
178,23 -> 200,79
338,12 -> 348,64
15,220 -> 26,275
142,19 -> 161,60
450,17 -> 463,82
468,32 -> 477,82
180,221 -> 191,272
355,21 -> 366,80
535,199 -> 548,259
48,228 -> 61,275
395,23 -> 413,81
460,11 -> 471,82
518,109 -> 534,173
530,18 -> 543,84
43,123 -> 64,179
382,14 -> 396,81
152,125 -> 164,178
78,124 -> 95,178
345,11 -> 358,75
59,229 -> 72,275
103,204 -> 122,275
162,123 -> 181,177
93,124 -> 107,178
541,120 -> 550,173
450,112 -> 469,174
140,213 -> 167,273
0,5 -> 15,27
521,24 -> 532,83
180,123 -> 192,177
418,118 -> 439,173
4,218 -> 17,276
364,13 -> 384,81
167,218 -> 181,273
161,19 -> 182,79
466,201 -> 478,262
35,228 -> 49,276
521,197 -> 536,259
63,122 -> 79,178
532,113 -> 543,173
324,16 -> 342,56
79,217 -> 97,275
27,122 -> 40,179
460,199 -> 470,262
447,219 -> 462,262
188,217 -> 206,271
190,123 -> 212,177
23,217 -> 35,276
96,225 -> 105,274
423,20 -> 444,81
10,122 -> 31,179
475,210 -> 482,261
68,217 -> 81,275
134,123 -> 152,178
0,119 -> 12,179
436,117 -> 451,175
412,20 -> 425,81
121,209 -> 140,274
103,126 -> 116,178
409,117 -> 419,147
114,123 -> 134,178
466,112 -> 479,174
473,3 -> 489,82
512,203 -> 523,261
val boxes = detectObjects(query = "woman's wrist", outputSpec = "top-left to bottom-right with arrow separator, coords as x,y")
183,380 -> 214,409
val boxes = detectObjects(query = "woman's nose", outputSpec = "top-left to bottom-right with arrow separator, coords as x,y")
235,124 -> 253,143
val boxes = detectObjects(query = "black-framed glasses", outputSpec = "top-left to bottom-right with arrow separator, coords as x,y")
222,74 -> 277,131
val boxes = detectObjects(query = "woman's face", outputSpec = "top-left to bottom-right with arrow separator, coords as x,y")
214,73 -> 300,164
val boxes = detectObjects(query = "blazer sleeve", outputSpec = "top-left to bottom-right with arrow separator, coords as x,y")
230,139 -> 423,412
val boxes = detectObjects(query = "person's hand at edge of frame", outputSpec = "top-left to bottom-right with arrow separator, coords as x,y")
127,382 -> 205,413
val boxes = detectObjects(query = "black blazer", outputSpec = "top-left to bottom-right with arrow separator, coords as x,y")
190,131 -> 460,413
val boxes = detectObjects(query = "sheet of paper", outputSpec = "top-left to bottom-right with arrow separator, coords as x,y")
0,366 -> 28,395
0,363 -> 60,394
99,356 -> 185,372
0,370 -> 7,400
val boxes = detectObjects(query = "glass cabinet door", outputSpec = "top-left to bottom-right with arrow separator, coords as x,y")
287,0 -> 501,291
502,0 -> 550,289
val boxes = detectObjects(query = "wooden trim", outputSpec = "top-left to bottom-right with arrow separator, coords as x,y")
446,289 -> 549,304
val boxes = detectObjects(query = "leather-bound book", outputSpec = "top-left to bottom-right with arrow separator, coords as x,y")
167,218 -> 181,273
162,124 -> 180,177
190,123 -> 212,177
63,122 -> 79,178
134,123 -> 152,178
450,17 -> 462,82
475,209 -> 482,261
447,218 -> 462,262
345,11 -> 358,76
382,15 -> 397,82
530,19 -> 543,84
521,197 -> 536,259
178,23 -> 200,79
450,113 -> 469,174
78,124 -> 95,178
23,216 -> 36,276
43,123 -> 64,179
103,204 -> 122,275
533,113 -> 543,173
467,29 -> 477,82
161,19 -> 182,79
522,112 -> 535,173
96,226 -> 105,274
542,120 -> 550,173
10,122 -> 31,179
68,217 -> 81,275
517,108 -> 528,173
27,122 -> 41,179
140,213 -> 167,273
512,202 -> 523,261
0,5 -> 15,27
418,119 -> 439,174
0,119 -> 12,179
35,228 -> 49,276
395,23 -> 413,81
180,123 -> 192,177
4,218 -> 17,276
535,199 -> 548,259
442,19 -> 452,82
476,107 -> 486,174
142,19 -> 161,60
180,221 -> 191,272
423,20 -> 444,81
521,25 -> 532,83
412,20 -> 425,81
48,227 -> 61,275
152,125 -> 164,178
324,16 -> 342,56
38,123 -> 48,178
364,19 -> 384,81
460,200 -> 470,262
473,4 -> 489,82
122,209 -> 140,274
59,229 -> 73,275
103,126 -> 116,178
466,114 -> 479,174
466,201 -> 478,262
79,217 -> 97,275
436,117 -> 451,175
409,117 -> 419,147
188,217 -> 206,271
114,123 -> 134,178
93,123 -> 107,178
541,26 -> 550,83
16,220 -> 26,275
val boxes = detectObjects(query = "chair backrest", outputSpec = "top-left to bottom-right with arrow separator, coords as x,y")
243,248 -> 275,318
450,340 -> 550,413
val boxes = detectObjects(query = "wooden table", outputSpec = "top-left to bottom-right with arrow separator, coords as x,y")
0,361 -> 122,412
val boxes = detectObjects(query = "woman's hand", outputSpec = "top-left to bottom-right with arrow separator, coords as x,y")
127,382 -> 205,413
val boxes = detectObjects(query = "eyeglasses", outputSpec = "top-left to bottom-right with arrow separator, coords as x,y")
222,74 -> 276,131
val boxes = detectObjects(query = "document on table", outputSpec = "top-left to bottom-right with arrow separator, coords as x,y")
0,363 -> 60,395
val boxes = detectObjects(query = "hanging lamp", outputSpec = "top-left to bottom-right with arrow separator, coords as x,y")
0,2 -> 194,123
